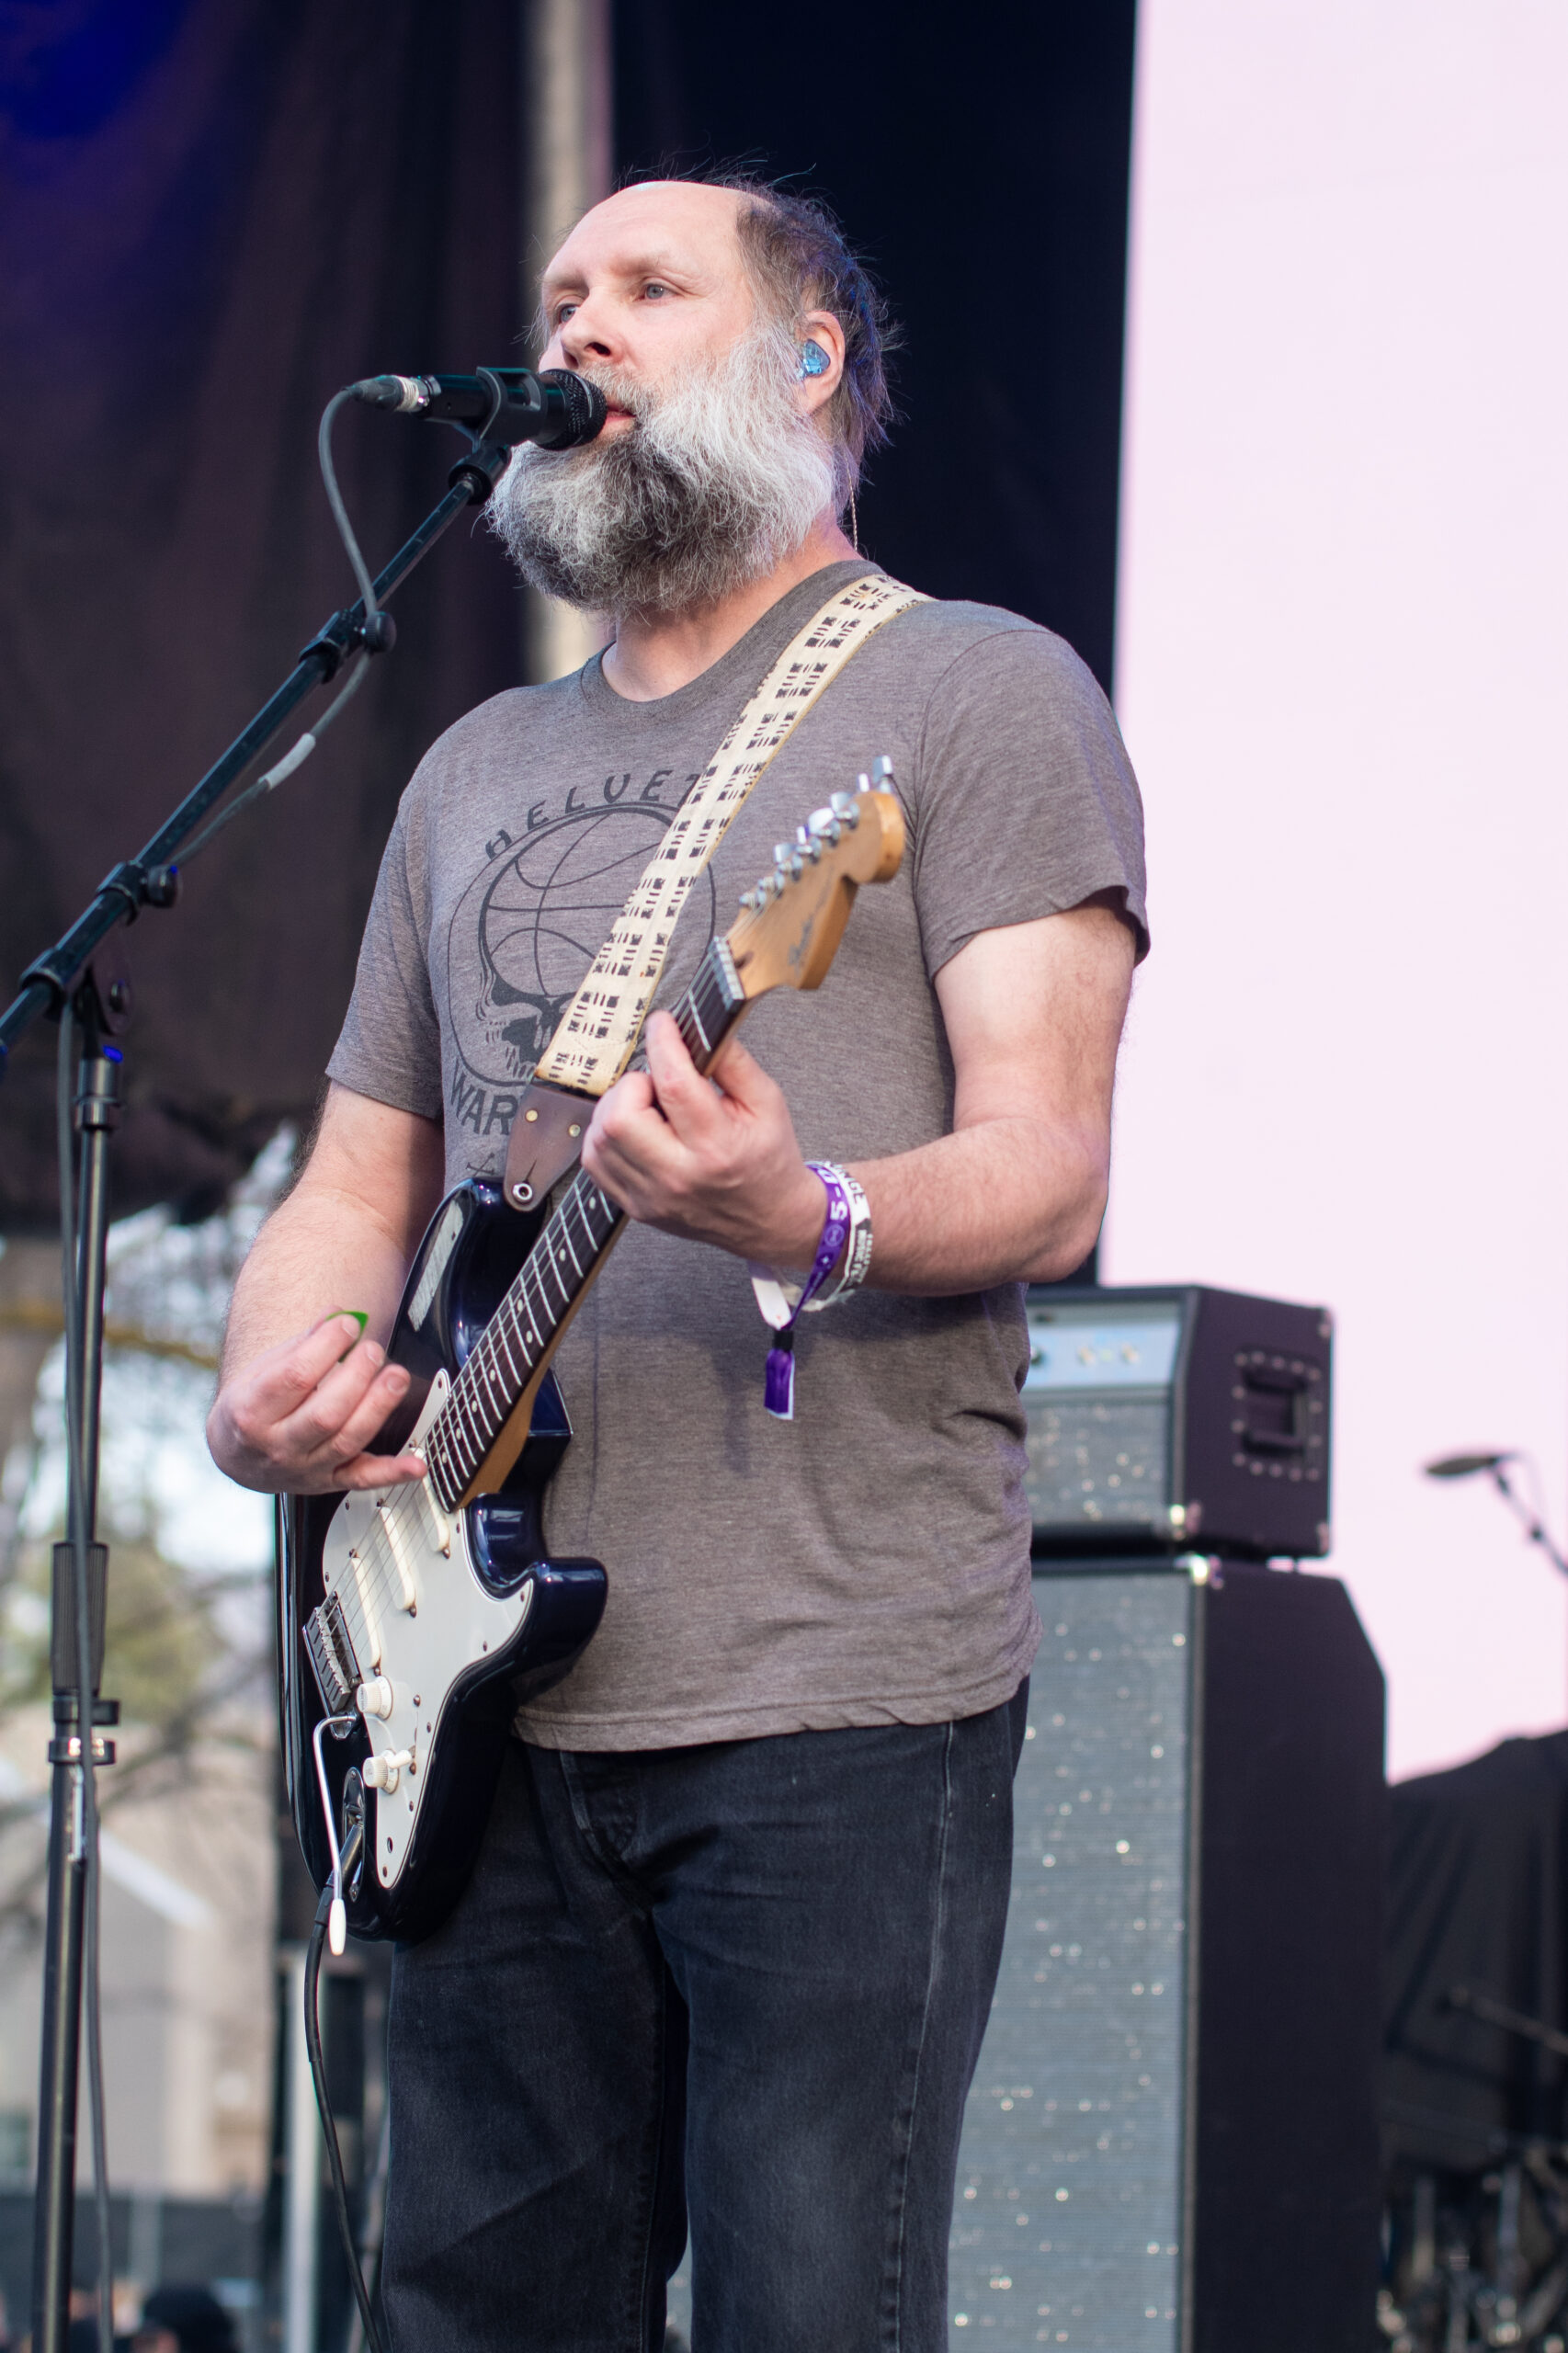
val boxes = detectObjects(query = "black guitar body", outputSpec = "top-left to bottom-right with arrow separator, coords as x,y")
273,776 -> 906,1944
278,1182 -> 607,1943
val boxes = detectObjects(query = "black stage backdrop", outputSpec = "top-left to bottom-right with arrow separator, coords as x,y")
0,0 -> 528,1226
0,1 -> 1136,1227
1385,1732 -> 1568,2171
614,0 -> 1137,692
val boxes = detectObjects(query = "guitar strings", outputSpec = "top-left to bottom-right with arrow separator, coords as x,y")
324,945 -> 734,1655
327,1176 -> 616,1650
422,943 -> 727,1488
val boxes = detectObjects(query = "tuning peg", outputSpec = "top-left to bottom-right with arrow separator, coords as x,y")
869,754 -> 895,789
804,806 -> 842,845
793,824 -> 825,862
829,791 -> 861,825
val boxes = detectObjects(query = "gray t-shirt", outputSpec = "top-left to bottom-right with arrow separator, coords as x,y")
328,561 -> 1147,1751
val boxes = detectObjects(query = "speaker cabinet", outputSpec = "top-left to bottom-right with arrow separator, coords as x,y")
949,1562 -> 1384,2350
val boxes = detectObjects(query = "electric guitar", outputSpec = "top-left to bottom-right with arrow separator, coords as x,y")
278,768 -> 905,1942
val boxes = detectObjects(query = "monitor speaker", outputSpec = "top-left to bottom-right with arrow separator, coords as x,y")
1023,1286 -> 1333,1563
949,1561 -> 1384,2351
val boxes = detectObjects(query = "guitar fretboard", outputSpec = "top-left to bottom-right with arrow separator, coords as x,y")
422,937 -> 746,1509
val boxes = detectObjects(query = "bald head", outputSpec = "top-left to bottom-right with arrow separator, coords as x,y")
548,177 -> 756,292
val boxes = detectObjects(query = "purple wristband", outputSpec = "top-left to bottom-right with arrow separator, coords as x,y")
762,1165 -> 852,1421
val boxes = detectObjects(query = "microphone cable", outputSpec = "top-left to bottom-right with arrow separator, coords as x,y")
187,371 -> 516,2347
315,369 -> 500,634
317,385 -> 388,639
179,365 -> 486,868
288,369 -> 515,2353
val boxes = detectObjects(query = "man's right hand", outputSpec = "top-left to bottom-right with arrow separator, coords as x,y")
207,1310 -> 428,1495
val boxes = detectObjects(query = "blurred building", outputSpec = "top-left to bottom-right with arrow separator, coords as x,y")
0,1707 -> 276,2313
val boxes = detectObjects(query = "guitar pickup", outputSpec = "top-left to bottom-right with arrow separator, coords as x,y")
412,1476 -> 452,1558
376,1497 -> 420,1614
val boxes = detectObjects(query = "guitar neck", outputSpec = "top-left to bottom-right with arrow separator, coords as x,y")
421,938 -> 749,1508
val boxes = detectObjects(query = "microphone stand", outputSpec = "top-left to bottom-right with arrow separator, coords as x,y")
1488,1460 -> 1568,1582
1,428 -> 513,2353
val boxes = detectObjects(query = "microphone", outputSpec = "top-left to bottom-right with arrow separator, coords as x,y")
1424,1450 -> 1516,1480
349,366 -> 605,449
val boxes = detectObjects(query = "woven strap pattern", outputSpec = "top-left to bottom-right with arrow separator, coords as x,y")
530,572 -> 926,1096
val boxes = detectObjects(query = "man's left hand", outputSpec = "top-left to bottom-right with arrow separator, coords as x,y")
582,1011 -> 825,1265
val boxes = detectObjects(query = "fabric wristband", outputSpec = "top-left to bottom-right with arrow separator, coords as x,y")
749,1163 -> 873,1423
800,1164 -> 872,1310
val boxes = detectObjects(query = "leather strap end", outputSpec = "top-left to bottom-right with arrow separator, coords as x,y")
502,1080 -> 597,1210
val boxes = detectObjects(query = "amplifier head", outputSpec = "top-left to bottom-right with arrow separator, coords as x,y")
1023,1285 -> 1333,1562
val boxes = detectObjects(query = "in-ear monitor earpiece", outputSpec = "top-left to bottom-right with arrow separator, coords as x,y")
799,340 -> 831,381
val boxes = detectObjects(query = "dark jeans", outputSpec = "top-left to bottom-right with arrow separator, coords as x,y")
382,1687 -> 1027,2352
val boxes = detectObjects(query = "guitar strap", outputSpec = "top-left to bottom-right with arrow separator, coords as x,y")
503,568 -> 927,1207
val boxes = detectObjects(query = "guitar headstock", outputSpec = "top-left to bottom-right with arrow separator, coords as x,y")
726,756 -> 905,997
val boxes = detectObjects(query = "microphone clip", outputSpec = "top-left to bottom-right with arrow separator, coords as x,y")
355,612 -> 396,656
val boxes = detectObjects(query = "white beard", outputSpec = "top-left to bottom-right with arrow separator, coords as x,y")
487,321 -> 836,620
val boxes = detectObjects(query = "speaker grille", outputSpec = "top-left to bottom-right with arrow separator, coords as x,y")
1024,1395 -> 1171,1538
949,1571 -> 1196,2347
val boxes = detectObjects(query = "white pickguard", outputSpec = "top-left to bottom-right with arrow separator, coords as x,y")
320,1370 -> 531,1889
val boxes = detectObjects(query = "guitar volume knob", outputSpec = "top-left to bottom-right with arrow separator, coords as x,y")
357,1677 -> 394,1721
363,1746 -> 413,1794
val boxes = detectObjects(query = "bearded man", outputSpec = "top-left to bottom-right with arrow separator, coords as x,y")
209,176 -> 1146,2351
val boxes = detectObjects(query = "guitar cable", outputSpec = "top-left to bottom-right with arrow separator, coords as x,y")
304,1812 -> 388,2353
